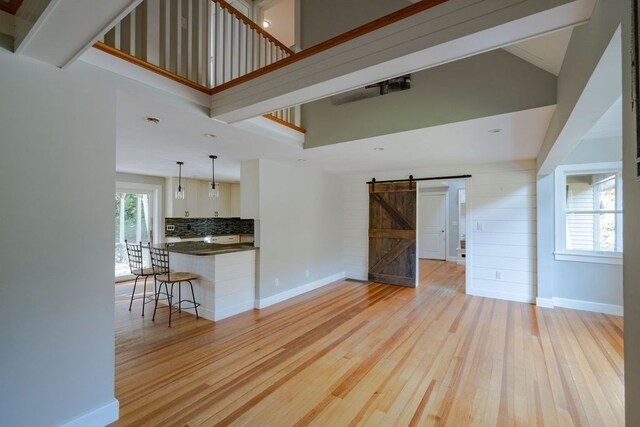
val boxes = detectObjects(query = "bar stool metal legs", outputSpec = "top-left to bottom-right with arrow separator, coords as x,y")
150,245 -> 200,327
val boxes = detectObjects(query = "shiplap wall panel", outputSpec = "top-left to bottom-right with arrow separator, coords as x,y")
472,256 -> 536,272
474,243 -> 536,259
473,232 -> 535,246
473,183 -> 536,197
343,180 -> 369,280
474,267 -> 536,284
342,161 -> 538,301
478,220 -> 536,234
474,208 -> 536,221
470,167 -> 537,302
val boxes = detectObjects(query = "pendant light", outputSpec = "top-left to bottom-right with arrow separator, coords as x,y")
208,155 -> 219,198
175,161 -> 186,200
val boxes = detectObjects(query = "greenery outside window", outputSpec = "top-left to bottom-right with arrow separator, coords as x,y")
554,162 -> 623,264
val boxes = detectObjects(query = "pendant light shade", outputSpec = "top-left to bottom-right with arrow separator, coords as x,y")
209,155 -> 219,198
175,161 -> 186,200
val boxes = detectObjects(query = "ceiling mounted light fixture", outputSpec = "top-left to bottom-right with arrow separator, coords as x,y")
204,133 -> 217,139
488,128 -> 502,134
175,161 -> 186,200
209,155 -> 219,198
297,159 -> 307,162
373,147 -> 385,151
146,117 -> 160,124
262,19 -> 271,28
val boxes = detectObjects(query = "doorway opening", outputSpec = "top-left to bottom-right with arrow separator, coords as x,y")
114,182 -> 162,282
417,179 -> 468,290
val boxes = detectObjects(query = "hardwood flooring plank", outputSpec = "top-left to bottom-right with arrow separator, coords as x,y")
112,260 -> 624,426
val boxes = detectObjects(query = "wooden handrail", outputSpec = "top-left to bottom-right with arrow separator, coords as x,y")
263,114 -> 306,134
93,42 -> 305,133
210,0 -> 449,95
213,0 -> 294,56
94,42 -> 211,94
0,0 -> 24,14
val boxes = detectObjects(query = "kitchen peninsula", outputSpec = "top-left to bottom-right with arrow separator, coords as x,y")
164,241 -> 257,321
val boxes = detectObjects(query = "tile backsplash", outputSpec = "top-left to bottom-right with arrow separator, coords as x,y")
165,217 -> 254,238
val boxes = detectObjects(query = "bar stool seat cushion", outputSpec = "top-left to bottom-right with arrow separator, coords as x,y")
156,272 -> 198,283
132,267 -> 155,276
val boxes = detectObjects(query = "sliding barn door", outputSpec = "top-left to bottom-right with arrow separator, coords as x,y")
368,182 -> 418,287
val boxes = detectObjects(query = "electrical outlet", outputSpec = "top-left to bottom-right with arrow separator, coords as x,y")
166,225 -> 175,231
496,271 -> 501,280
275,278 -> 279,287
305,270 -> 310,278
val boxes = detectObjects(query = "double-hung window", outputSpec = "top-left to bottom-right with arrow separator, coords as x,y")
554,162 -> 623,264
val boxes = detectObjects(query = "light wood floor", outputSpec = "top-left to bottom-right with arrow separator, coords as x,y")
114,260 -> 624,426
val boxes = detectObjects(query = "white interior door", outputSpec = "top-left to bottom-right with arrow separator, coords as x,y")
419,193 -> 446,260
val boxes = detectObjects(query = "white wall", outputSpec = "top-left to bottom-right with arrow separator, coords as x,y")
0,38 -> 118,425
343,160 -> 537,303
536,173 -> 623,313
254,159 -> 344,300
300,0 -> 408,49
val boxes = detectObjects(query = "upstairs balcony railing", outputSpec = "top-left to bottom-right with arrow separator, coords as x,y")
96,0 -> 302,131
97,0 -> 448,132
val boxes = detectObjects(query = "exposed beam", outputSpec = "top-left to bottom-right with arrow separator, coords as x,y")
537,26 -> 622,175
15,0 -> 143,68
210,0 -> 595,123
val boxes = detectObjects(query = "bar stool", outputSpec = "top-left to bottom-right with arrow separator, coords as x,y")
150,245 -> 200,327
124,240 -> 155,316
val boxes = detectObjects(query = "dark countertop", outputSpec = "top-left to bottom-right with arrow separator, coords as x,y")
159,242 -> 257,256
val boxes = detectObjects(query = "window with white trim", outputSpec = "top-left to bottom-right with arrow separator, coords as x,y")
555,162 -> 623,264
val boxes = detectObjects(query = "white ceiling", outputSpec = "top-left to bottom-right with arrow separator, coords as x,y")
581,96 -> 622,140
116,91 -> 302,182
503,27 -> 574,76
116,91 -> 555,180
297,106 -> 556,175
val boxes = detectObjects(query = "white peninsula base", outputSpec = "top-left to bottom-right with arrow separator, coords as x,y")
169,249 -> 256,321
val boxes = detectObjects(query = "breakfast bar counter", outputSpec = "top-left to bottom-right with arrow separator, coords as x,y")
161,242 -> 257,321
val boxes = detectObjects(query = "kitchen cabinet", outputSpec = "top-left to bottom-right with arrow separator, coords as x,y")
217,183 -> 231,217
198,181 -> 216,217
166,178 -> 240,218
230,183 -> 240,217
166,177 -> 199,218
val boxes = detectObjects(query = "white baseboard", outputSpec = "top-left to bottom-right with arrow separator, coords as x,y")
61,398 -> 119,427
551,297 -> 623,316
467,287 -> 535,304
535,297 -> 555,308
214,301 -> 256,321
535,297 -> 623,315
256,272 -> 346,309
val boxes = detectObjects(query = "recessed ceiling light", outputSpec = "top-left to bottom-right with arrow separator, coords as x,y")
262,20 -> 271,28
146,117 -> 160,124
204,133 -> 217,138
373,147 -> 384,151
488,128 -> 502,133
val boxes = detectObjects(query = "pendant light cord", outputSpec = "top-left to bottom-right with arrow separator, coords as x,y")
177,161 -> 184,192
210,155 -> 217,189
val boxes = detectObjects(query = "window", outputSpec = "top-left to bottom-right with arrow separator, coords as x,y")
555,163 -> 623,264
